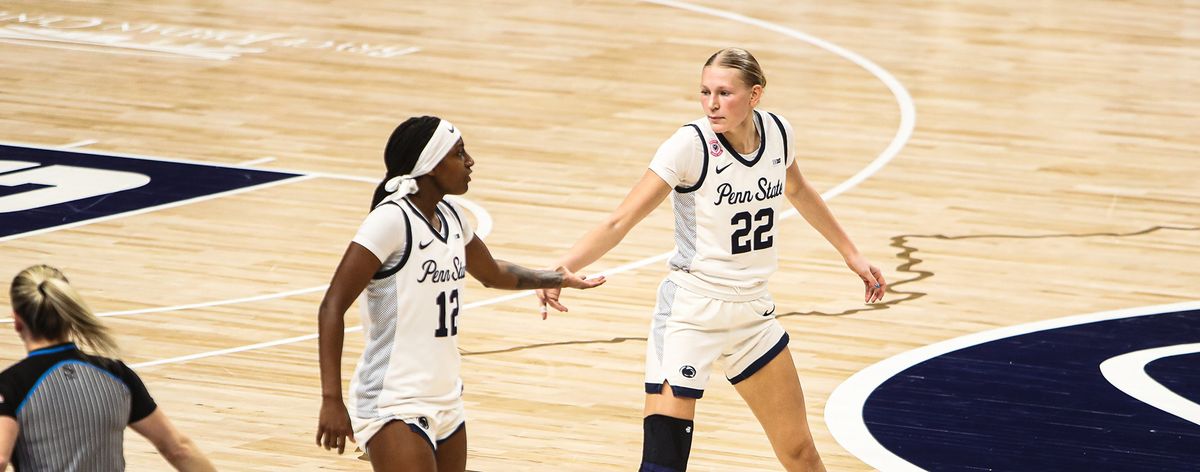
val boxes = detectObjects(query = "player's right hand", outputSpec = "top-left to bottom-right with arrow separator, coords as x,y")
558,266 -> 605,291
316,398 -> 355,454
536,267 -> 606,319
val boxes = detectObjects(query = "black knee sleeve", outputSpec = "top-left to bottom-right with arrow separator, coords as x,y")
639,414 -> 694,472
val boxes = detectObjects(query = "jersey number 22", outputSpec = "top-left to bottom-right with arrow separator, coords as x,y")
731,208 -> 774,254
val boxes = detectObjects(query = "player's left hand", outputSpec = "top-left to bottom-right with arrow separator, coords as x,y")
846,254 -> 886,303
535,286 -> 562,319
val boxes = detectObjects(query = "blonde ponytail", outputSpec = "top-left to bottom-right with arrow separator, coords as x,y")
10,265 -> 119,357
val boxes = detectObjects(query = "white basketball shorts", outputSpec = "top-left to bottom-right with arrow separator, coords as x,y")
355,399 -> 466,451
644,279 -> 789,399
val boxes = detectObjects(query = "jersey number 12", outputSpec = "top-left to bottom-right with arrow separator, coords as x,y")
434,289 -> 460,337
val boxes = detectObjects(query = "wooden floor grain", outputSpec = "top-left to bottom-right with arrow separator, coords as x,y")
1,1 -> 1197,470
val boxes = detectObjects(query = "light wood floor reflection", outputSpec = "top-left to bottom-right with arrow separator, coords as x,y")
1,1 -> 1197,470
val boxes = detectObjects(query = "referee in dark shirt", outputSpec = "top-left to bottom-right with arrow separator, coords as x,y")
0,265 -> 216,471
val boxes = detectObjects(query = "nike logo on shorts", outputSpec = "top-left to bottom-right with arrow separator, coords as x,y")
762,306 -> 776,317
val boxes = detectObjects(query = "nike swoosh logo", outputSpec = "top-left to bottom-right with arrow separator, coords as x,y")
418,239 -> 434,250
715,162 -> 733,174
448,125 -> 455,133
762,306 -> 776,317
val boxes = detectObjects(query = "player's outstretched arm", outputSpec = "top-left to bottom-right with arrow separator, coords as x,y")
315,242 -> 379,454
535,170 -> 673,316
783,162 -> 886,303
556,170 -> 673,273
465,237 -> 606,300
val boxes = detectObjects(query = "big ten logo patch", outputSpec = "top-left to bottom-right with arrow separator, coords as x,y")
0,144 -> 301,240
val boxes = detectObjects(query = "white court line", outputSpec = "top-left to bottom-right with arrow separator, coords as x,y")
0,26 -> 246,60
0,38 -> 240,60
0,182 -> 494,325
824,300 -> 1200,472
96,286 -> 328,319
1,139 -> 309,173
0,138 -> 314,244
237,156 -> 276,166
130,292 -> 534,368
644,0 -> 917,205
0,285 -> 320,324
0,140 -> 495,244
127,0 -> 914,368
0,141 -> 495,323
0,172 -> 315,244
1100,343 -> 1200,426
58,139 -> 98,149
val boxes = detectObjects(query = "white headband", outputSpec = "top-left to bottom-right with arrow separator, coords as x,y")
382,119 -> 462,202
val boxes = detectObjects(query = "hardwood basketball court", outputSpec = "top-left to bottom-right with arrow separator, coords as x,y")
1,1 -> 1197,470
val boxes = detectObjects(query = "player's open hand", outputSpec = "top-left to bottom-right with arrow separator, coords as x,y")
559,266 -> 605,290
316,398 -> 355,454
846,254 -> 886,304
535,267 -> 605,319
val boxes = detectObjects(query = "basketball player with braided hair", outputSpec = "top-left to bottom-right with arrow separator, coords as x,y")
0,265 -> 217,471
537,48 -> 887,471
315,116 -> 605,471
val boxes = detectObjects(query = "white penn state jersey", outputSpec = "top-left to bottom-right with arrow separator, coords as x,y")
649,110 -> 795,300
347,197 -> 475,418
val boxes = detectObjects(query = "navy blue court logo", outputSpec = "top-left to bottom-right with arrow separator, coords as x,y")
827,302 -> 1200,471
0,144 -> 301,240
680,365 -> 697,379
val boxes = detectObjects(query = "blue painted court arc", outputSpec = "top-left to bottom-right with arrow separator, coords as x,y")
863,307 -> 1200,471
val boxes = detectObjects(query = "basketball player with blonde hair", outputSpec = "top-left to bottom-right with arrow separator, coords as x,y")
316,116 -> 605,471
0,265 -> 217,471
538,48 -> 887,471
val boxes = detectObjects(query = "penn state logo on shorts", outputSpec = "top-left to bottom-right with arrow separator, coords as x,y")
708,139 -> 723,157
679,365 -> 697,379
417,417 -> 430,430
0,144 -> 300,240
826,302 -> 1200,471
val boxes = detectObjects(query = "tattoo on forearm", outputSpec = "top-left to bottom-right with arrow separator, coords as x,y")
503,263 -> 564,289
